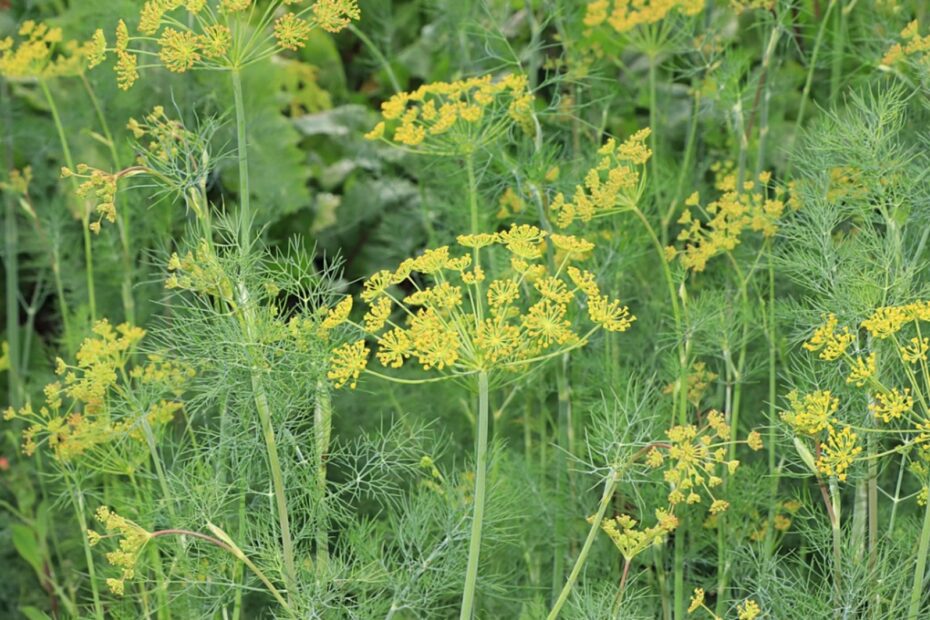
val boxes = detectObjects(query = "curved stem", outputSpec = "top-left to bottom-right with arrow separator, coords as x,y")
40,79 -> 96,321
66,477 -> 104,620
547,470 -> 619,619
460,370 -> 490,620
348,24 -> 401,94
237,283 -> 298,608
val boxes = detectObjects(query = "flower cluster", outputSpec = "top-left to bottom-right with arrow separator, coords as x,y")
688,588 -> 761,619
803,313 -> 855,361
881,20 -> 930,68
364,74 -> 534,154
89,506 -> 153,596
323,226 -> 635,389
781,389 -> 860,481
663,361 -> 718,407
166,240 -> 234,301
549,128 -> 651,228
103,0 -> 359,89
672,167 -> 788,272
583,0 -> 704,34
597,509 -> 679,561
0,21 -> 105,80
3,320 -> 192,466
646,411 -> 761,513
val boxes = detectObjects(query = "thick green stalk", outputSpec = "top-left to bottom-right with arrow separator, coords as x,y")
40,79 -> 96,320
648,54 -> 663,230
460,370 -> 490,620
314,379 -> 333,571
908,470 -> 930,618
231,69 -> 252,250
238,284 -> 298,608
67,478 -> 104,620
2,79 -> 20,408
465,155 -> 480,269
763,258 -> 780,559
547,470 -> 619,619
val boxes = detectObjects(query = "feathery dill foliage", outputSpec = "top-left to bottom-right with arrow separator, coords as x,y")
6,0 -> 930,618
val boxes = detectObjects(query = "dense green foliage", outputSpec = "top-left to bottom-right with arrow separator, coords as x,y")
3,1 -> 930,618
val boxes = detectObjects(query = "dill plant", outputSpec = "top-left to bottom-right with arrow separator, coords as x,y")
8,0 -> 930,618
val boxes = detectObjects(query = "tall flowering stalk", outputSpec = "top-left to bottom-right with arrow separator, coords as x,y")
101,0 -> 361,247
798,303 -> 930,617
327,227 -> 635,618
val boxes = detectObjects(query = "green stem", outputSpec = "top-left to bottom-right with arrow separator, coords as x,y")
547,470 -> 619,619
786,0 -> 837,177
648,54 -> 662,222
348,24 -> 401,94
2,79 -> 21,408
67,477 -> 104,620
764,257 -> 780,560
231,69 -> 252,250
40,79 -> 96,321
460,370 -> 490,620
314,379 -> 333,571
908,471 -> 930,618
237,284 -> 299,608
80,73 -> 135,325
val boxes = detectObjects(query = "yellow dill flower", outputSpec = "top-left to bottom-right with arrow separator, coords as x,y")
737,599 -> 762,620
158,28 -> 201,73
221,0 -> 252,11
375,327 -> 411,368
550,233 -> 595,255
747,431 -> 764,451
583,0 -> 703,35
499,223 -> 547,259
900,337 -> 929,364
587,295 -> 635,332
782,390 -> 838,436
675,164 -> 786,271
321,295 -> 353,332
551,129 -> 651,228
869,387 -> 913,423
0,21 -> 100,79
201,24 -> 232,58
663,361 -> 718,406
521,299 -> 575,348
365,73 -> 534,155
311,0 -> 361,33
567,267 -> 600,297
327,340 -> 369,389
496,186 -> 525,219
338,230 -> 632,386
803,313 -> 855,361
534,277 -> 575,304
846,352 -> 876,387
862,305 -> 912,339
662,421 -> 737,509
817,426 -> 862,482
457,233 -> 500,249
95,506 -> 154,595
598,509 -> 678,562
688,588 -> 705,613
274,13 -> 313,50
363,296 -> 392,332
487,279 -> 520,312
